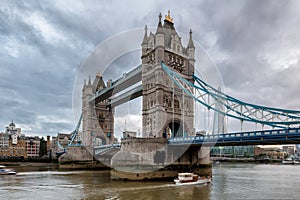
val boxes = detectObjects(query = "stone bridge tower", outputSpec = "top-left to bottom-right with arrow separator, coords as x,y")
111,12 -> 211,180
81,75 -> 114,147
141,11 -> 195,138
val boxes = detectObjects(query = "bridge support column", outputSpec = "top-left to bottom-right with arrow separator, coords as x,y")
110,138 -> 211,180
58,146 -> 110,169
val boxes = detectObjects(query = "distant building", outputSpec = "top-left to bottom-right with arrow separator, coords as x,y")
46,135 -> 51,153
210,146 -> 255,158
123,131 -> 137,138
5,121 -> 22,136
282,145 -> 295,156
254,146 -> 286,159
0,132 -> 9,148
25,137 -> 40,158
296,145 -> 300,157
0,133 -> 26,160
0,121 -> 42,160
0,122 -> 27,160
50,132 -> 72,158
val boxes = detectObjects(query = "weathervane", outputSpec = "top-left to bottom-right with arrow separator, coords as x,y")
165,10 -> 173,23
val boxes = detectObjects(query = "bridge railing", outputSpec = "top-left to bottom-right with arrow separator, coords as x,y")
94,143 -> 121,149
94,143 -> 121,156
168,127 -> 300,145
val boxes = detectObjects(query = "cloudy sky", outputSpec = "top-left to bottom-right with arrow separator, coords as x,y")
1,0 -> 300,137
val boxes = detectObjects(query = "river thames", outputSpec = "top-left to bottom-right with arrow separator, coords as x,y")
0,163 -> 299,200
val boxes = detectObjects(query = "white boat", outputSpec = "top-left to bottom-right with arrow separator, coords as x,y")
282,160 -> 300,164
0,165 -> 16,175
174,173 -> 211,186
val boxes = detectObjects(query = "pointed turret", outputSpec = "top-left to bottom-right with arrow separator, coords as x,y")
156,13 -> 163,34
142,25 -> 148,55
82,79 -> 87,91
187,29 -> 195,49
187,29 -> 195,59
155,13 -> 164,47
84,75 -> 93,95
142,25 -> 148,45
88,75 -> 92,86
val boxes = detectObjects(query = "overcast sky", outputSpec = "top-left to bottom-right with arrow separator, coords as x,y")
1,0 -> 300,137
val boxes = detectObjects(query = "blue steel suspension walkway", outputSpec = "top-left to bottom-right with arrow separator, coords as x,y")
161,62 -> 300,146
89,62 -> 300,155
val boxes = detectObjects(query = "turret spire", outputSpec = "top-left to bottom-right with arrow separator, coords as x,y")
158,13 -> 162,27
82,79 -> 87,90
142,25 -> 148,44
156,13 -> 163,34
88,75 -> 92,86
187,29 -> 195,49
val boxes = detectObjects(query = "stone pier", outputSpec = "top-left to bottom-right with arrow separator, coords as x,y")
111,138 -> 211,180
58,146 -> 108,170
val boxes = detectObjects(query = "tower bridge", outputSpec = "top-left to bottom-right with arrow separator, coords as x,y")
60,11 -> 300,180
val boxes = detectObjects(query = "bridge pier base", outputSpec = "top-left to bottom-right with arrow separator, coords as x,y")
58,146 -> 108,170
110,138 -> 212,180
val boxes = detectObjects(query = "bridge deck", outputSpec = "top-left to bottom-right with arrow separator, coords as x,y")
90,65 -> 142,104
168,128 -> 300,146
108,85 -> 142,107
93,128 -> 300,155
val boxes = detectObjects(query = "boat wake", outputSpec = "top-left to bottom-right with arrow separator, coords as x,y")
16,171 -> 86,176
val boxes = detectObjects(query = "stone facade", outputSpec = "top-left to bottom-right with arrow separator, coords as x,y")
78,12 -> 212,178
25,137 -> 40,158
111,137 -> 212,180
141,12 -> 195,138
0,122 -> 41,159
110,12 -> 212,180
81,75 -> 114,147
0,132 -> 26,159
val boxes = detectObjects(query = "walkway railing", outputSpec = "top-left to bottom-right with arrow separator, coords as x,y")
168,127 -> 300,146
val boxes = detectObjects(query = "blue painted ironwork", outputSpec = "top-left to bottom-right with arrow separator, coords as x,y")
168,127 -> 300,146
55,141 -> 66,158
93,128 -> 300,148
68,113 -> 83,146
161,62 -> 300,128
56,113 -> 83,157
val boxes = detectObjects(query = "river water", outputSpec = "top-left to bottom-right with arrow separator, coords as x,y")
0,163 -> 299,200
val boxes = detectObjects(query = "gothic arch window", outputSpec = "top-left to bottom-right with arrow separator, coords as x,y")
174,96 -> 180,109
164,95 -> 171,108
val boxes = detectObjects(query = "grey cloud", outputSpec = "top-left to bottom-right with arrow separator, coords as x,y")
1,0 -> 300,136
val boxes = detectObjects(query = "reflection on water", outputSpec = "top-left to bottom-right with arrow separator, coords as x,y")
0,163 -> 299,199
211,163 -> 300,200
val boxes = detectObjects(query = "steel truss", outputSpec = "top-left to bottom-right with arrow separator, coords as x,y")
161,62 -> 300,129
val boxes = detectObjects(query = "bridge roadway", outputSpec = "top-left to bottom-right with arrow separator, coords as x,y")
107,85 -> 142,107
94,144 -> 121,156
168,127 -> 300,146
94,128 -> 300,155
